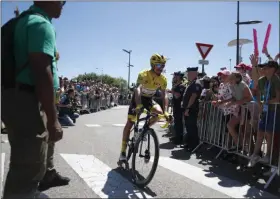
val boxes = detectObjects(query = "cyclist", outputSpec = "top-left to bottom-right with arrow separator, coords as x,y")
119,53 -> 170,162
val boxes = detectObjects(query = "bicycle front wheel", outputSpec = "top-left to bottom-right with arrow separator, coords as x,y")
131,128 -> 159,188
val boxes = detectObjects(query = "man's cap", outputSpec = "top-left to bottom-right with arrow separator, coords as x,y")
246,65 -> 253,71
217,70 -> 231,76
258,61 -> 279,69
186,67 -> 199,72
234,63 -> 247,69
235,63 -> 253,71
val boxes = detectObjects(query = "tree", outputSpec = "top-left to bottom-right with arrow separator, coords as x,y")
73,72 -> 127,89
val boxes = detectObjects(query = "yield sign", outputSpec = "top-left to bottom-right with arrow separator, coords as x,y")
196,43 -> 214,60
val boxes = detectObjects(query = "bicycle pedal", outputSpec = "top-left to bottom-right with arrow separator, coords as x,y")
117,160 -> 129,169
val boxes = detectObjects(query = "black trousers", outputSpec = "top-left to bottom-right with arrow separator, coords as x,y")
173,107 -> 184,140
184,110 -> 199,149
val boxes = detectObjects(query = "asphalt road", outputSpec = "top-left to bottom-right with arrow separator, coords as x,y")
1,105 -> 280,198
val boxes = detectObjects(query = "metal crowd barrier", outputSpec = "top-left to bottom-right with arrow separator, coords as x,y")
194,101 -> 280,189
77,93 -> 121,113
118,99 -> 131,105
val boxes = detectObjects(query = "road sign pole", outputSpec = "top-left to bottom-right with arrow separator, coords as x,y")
202,64 -> 205,74
196,43 -> 213,74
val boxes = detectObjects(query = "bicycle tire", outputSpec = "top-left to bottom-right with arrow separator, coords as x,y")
131,128 -> 159,188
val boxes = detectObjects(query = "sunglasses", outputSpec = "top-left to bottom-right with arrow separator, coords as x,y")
155,63 -> 165,69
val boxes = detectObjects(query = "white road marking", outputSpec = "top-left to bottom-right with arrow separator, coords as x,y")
85,124 -> 101,127
1,153 -> 5,198
61,153 -> 152,198
112,124 -> 125,127
112,106 -> 128,109
152,156 -> 277,198
112,123 -> 145,127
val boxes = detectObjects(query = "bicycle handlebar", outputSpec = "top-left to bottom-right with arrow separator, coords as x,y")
137,108 -> 170,129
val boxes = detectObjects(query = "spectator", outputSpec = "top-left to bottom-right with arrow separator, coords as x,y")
225,72 -> 253,153
200,76 -> 219,101
58,88 -> 80,126
247,55 -> 263,149
2,1 -> 68,198
234,63 -> 251,85
216,70 -> 238,118
248,60 -> 280,167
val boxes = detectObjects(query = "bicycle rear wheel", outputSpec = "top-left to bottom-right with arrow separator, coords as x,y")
131,128 -> 159,188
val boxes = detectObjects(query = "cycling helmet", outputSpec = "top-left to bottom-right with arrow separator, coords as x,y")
150,53 -> 167,67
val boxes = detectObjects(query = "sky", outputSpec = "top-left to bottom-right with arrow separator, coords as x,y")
1,1 -> 279,88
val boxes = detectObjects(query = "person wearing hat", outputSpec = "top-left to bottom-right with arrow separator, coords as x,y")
263,47 -> 280,76
169,71 -> 186,144
248,60 -> 280,167
182,67 -> 203,150
234,63 -> 251,86
215,70 -> 240,139
198,72 -> 206,79
118,53 -> 171,163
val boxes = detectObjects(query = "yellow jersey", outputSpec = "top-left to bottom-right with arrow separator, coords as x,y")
136,69 -> 167,97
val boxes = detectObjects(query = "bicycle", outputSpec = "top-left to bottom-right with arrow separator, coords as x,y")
117,108 -> 170,188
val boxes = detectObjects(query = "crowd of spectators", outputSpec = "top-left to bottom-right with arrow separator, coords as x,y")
169,48 -> 280,184
54,77 -> 122,126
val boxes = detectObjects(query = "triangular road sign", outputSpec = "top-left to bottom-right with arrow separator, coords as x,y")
196,43 -> 214,60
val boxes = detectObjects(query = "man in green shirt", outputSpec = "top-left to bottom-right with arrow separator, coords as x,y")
248,61 -> 280,167
1,1 -> 69,198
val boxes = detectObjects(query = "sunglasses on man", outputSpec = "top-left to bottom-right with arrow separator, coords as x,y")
155,63 -> 165,69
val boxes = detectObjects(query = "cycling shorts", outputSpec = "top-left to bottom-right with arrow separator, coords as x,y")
128,94 -> 158,122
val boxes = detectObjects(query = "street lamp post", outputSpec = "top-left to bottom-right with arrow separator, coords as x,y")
122,49 -> 133,89
235,1 -> 262,65
96,67 -> 103,84
14,6 -> 19,17
236,1 -> 240,66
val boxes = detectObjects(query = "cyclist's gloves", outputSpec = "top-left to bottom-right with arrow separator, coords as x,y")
164,111 -> 170,118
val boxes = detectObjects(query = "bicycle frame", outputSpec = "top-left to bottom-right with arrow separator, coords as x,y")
127,110 -> 161,159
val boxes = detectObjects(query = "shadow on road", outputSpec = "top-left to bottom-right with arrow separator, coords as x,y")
161,131 -> 173,138
170,149 -> 192,161
159,141 -> 176,150
159,134 -> 280,198
191,144 -> 280,198
102,167 -> 157,198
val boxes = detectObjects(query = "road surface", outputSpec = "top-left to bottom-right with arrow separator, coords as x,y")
1,106 -> 279,198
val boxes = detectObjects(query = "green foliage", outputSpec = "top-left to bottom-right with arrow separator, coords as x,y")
73,72 -> 128,89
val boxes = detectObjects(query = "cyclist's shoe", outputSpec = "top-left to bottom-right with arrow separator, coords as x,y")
119,152 -> 127,162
